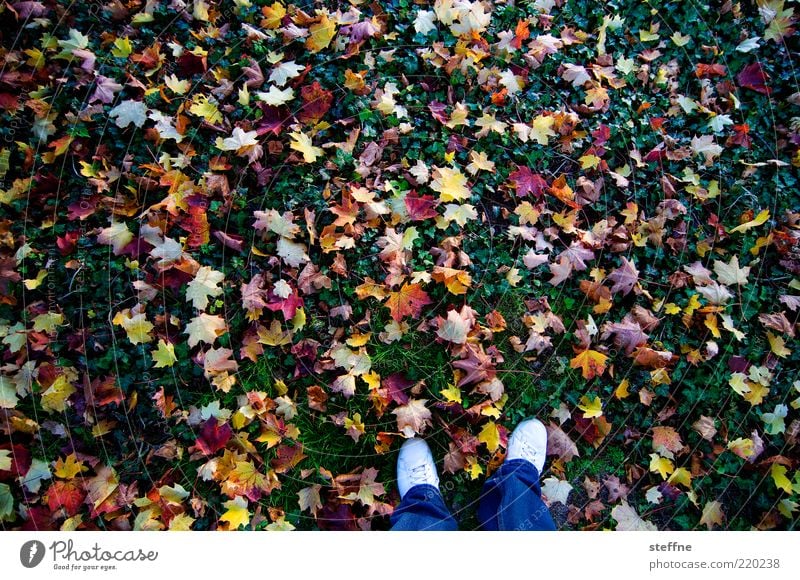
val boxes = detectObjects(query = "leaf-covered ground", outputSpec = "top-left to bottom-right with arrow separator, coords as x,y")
1,0 -> 799,531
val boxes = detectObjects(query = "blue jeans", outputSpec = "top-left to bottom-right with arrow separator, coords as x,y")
390,459 -> 557,531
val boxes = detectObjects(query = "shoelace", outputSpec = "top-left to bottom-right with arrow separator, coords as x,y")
409,463 -> 432,484
518,438 -> 540,464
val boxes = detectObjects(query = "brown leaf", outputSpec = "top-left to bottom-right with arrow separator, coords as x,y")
546,422 -> 580,462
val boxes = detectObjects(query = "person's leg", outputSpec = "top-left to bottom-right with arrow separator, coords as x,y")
476,458 -> 556,530
390,438 -> 458,531
476,418 -> 557,531
390,484 -> 458,531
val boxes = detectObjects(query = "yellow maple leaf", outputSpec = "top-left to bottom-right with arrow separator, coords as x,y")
261,2 -> 286,29
54,454 -> 88,479
289,131 -> 323,163
771,463 -> 792,494
649,453 -> 675,479
704,313 -> 721,338
41,375 -> 77,413
767,332 -> 791,358
220,496 -> 251,530
152,339 -> 177,368
431,166 -> 471,202
727,437 -> 754,459
121,313 -> 154,345
478,422 -> 501,453
530,114 -> 556,145
579,154 -> 601,170
465,457 -> 483,480
699,500 -> 724,529
32,311 -> 64,333
440,383 -> 462,404
578,394 -> 603,418
168,513 -> 196,531
667,467 -> 693,488
614,379 -> 631,399
570,349 -> 608,380
742,381 -> 769,406
306,13 -> 337,53
729,209 -> 769,234
111,37 -> 133,58
189,94 -> 222,124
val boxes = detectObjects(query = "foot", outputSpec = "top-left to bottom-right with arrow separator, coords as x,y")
507,418 -> 548,475
397,438 -> 439,499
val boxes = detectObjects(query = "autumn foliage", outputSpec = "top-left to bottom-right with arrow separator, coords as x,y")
0,0 -> 799,531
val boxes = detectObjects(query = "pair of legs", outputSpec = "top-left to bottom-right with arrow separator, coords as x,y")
390,418 -> 557,531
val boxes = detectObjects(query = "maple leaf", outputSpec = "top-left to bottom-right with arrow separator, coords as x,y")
652,426 -> 683,458
344,413 -> 365,442
737,62 -> 770,94
570,349 -> 608,380
220,496 -> 250,530
607,257 -> 639,295
276,237 -> 310,268
215,127 -> 260,155
186,266 -> 225,310
530,114 -> 556,145
546,422 -> 580,462
713,255 -> 750,286
289,131 -> 323,163
691,135 -> 723,164
108,99 -> 147,128
306,13 -> 337,53
404,191 -> 439,220
257,85 -> 294,106
194,418 -> 232,456
184,313 -> 227,348
189,94 -> 223,124
508,165 -> 548,198
151,339 -> 177,368
53,454 -> 87,479
298,484 -> 323,515
430,166 -> 471,202
601,318 -> 649,355
699,500 -> 725,529
203,347 -> 238,381
86,466 -> 119,510
453,343 -> 496,386
46,480 -> 85,517
392,399 -> 432,437
612,501 -> 657,531
269,60 -> 304,87
541,476 -> 573,505
436,309 -> 472,344
478,421 -> 501,453
97,221 -> 133,255
384,283 -> 432,322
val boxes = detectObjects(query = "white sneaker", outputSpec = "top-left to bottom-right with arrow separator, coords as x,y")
506,418 -> 548,475
397,438 -> 440,498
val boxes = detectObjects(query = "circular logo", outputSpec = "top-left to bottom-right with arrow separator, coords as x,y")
20,540 -> 46,568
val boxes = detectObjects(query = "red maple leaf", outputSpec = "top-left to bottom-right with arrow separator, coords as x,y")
737,63 -> 771,94
46,480 -> 86,517
508,165 -> 548,198
452,343 -> 496,386
382,373 -> 413,405
194,418 -> 232,456
297,81 -> 333,124
385,283 -> 432,322
405,191 -> 439,221
428,101 -> 448,124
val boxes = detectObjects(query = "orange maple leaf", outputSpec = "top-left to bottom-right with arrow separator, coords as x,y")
570,349 -> 608,380
385,283 -> 432,322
